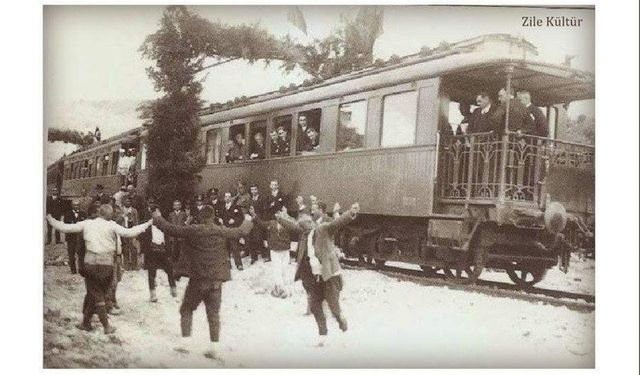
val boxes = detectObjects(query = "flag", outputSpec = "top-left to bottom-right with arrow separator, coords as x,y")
287,6 -> 308,35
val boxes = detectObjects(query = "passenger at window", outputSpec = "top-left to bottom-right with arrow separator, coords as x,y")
297,114 -> 312,152
269,130 -> 281,156
276,125 -> 290,156
491,87 -> 534,135
466,92 -> 497,134
226,133 -> 246,163
517,90 -> 549,137
301,127 -> 320,152
250,132 -> 266,160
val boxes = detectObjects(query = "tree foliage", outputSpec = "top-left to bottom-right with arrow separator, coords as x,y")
139,5 -> 385,208
563,115 -> 595,145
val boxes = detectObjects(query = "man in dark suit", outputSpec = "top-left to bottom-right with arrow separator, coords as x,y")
63,198 -> 87,273
247,184 -> 269,263
207,188 -> 224,221
491,87 -> 535,135
466,92 -> 497,134
220,192 -> 245,270
168,200 -> 189,263
46,188 -> 64,244
89,184 -> 110,217
517,90 -> 549,137
249,132 -> 266,160
190,195 -> 208,225
264,180 -> 286,220
151,205 -> 253,358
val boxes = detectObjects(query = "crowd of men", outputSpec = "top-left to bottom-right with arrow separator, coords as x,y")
225,113 -> 321,163
46,178 -> 357,357
451,88 -> 548,137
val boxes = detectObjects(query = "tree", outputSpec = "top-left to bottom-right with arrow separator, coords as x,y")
139,5 -> 386,208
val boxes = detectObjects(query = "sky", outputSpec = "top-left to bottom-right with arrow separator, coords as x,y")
44,5 -> 595,163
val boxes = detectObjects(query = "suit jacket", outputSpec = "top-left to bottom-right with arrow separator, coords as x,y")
47,196 -> 64,218
490,100 -> 535,135
63,209 -> 87,243
264,191 -> 286,220
167,210 -> 188,246
220,203 -> 243,228
526,105 -> 549,137
153,216 -> 253,282
467,105 -> 497,134
119,207 -> 139,228
278,210 -> 356,282
250,194 -> 267,218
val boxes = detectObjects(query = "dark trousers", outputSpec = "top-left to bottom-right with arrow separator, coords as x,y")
305,275 -> 345,336
81,264 -> 114,329
180,278 -> 222,342
227,239 -> 243,269
122,238 -> 139,270
147,251 -> 176,290
247,225 -> 269,261
66,238 -> 85,274
47,223 -> 61,244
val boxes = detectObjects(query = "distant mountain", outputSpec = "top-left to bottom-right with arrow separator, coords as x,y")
45,99 -> 144,166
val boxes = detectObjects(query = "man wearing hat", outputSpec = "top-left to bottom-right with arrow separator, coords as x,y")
46,188 -> 64,244
139,197 -> 178,302
151,203 -> 253,358
90,184 -> 111,217
220,192 -> 245,270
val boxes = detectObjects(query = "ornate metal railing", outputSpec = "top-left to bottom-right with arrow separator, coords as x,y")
438,132 -> 595,204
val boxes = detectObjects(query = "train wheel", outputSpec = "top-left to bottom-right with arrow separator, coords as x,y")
506,267 -> 548,288
373,258 -> 386,269
420,265 -> 437,277
444,249 -> 486,284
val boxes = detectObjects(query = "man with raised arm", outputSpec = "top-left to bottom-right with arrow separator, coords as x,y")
151,205 -> 254,359
276,202 -> 360,346
46,204 -> 152,335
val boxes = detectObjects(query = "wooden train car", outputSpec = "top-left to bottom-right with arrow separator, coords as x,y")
52,34 -> 595,287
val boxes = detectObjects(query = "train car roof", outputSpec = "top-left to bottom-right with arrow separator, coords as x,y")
54,34 -> 594,159
198,35 -> 593,124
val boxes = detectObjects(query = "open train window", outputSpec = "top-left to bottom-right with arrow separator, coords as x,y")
110,151 -> 119,175
249,121 -> 267,160
94,156 -> 100,176
205,129 -> 222,164
102,155 -> 109,176
226,123 -> 247,163
337,101 -> 367,151
296,109 -> 322,155
271,115 -> 292,158
381,91 -> 418,148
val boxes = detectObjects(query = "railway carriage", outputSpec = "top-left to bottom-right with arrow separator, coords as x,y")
51,34 -> 594,287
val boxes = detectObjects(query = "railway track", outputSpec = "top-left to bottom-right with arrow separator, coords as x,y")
339,258 -> 595,312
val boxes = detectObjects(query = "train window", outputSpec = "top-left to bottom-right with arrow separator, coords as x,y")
64,164 -> 70,180
94,156 -> 100,176
337,101 -> 367,151
110,151 -> 119,175
226,124 -> 247,163
380,91 -> 418,147
81,160 -> 89,179
296,109 -> 322,155
205,129 -> 222,164
271,115 -> 292,158
249,121 -> 267,160
102,155 -> 109,176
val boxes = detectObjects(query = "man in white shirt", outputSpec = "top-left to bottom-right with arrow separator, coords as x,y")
47,204 -> 152,334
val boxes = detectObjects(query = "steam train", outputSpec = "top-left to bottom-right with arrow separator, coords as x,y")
48,34 -> 595,287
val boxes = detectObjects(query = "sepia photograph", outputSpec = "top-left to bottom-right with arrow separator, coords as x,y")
31,2 -> 631,371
